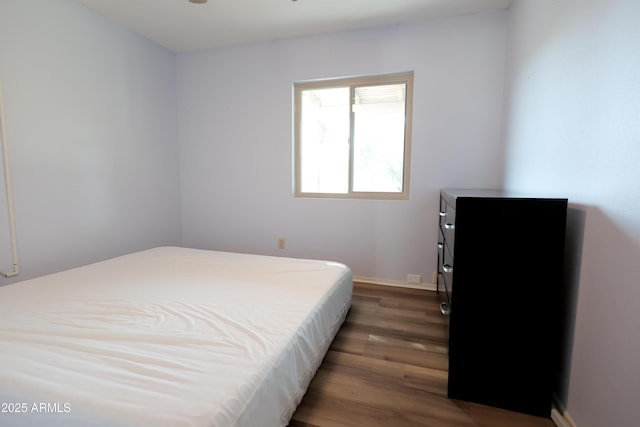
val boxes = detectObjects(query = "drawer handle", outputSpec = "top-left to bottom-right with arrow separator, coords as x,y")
439,211 -> 447,217
440,301 -> 451,316
444,223 -> 455,230
442,264 -> 453,273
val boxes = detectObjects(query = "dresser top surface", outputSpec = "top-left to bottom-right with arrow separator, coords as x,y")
442,188 -> 567,199
441,189 -> 568,204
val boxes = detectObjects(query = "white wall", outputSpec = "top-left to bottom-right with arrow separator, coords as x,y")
177,11 -> 508,283
0,0 -> 181,282
504,0 -> 640,425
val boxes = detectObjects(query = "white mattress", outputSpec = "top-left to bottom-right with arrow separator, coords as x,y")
0,246 -> 352,427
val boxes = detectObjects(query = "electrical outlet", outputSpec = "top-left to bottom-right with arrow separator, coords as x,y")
407,274 -> 422,284
278,238 -> 285,249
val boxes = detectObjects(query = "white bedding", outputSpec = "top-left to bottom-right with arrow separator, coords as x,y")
0,246 -> 352,427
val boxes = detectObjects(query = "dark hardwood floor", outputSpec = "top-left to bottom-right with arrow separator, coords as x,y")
289,282 -> 557,427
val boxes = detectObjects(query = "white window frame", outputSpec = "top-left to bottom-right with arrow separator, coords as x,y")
293,71 -> 414,200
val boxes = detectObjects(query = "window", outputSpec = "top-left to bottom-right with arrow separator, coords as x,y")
293,72 -> 413,200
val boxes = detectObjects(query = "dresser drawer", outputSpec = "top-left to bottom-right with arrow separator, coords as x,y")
436,195 -> 455,315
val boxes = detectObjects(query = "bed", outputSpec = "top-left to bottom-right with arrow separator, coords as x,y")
0,246 -> 352,427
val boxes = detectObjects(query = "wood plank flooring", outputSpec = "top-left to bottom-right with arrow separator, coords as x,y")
289,282 -> 556,427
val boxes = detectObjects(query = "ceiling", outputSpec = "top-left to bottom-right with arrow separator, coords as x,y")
73,0 -> 512,53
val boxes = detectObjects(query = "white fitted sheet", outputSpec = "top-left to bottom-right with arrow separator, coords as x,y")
0,246 -> 352,427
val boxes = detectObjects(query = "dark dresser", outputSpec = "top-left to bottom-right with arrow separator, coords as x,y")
436,189 -> 567,418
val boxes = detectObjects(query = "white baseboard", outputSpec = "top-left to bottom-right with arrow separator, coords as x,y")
353,275 -> 437,292
552,407 -> 577,427
552,396 -> 577,427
